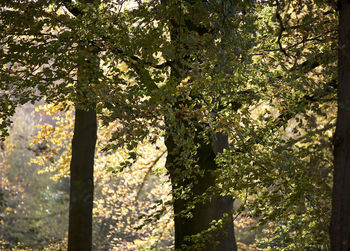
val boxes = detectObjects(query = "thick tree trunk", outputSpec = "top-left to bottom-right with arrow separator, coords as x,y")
165,133 -> 237,250
330,1 -> 350,250
68,107 -> 97,251
162,0 -> 237,248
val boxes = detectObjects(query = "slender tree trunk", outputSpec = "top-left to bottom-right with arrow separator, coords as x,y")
67,18 -> 98,249
331,1 -> 350,250
68,107 -> 97,250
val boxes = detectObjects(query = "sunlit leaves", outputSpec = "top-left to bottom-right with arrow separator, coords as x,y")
30,102 -> 173,249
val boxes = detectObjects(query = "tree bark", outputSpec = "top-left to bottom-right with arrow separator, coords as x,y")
64,1 -> 98,249
67,18 -> 98,251
163,1 -> 237,248
165,133 -> 237,250
159,0 -> 237,248
68,107 -> 97,251
165,71 -> 238,249
331,0 -> 350,250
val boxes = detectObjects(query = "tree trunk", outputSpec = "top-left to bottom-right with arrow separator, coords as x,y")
165,133 -> 237,250
68,107 -> 97,251
67,22 -> 98,249
161,0 -> 237,248
331,0 -> 350,250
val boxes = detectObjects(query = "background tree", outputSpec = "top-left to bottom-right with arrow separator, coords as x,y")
215,0 -> 336,249
31,102 -> 174,250
0,104 -> 69,249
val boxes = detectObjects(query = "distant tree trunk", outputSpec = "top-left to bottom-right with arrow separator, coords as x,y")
331,0 -> 350,250
165,133 -> 237,250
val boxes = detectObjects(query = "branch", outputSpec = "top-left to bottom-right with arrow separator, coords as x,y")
61,0 -> 81,17
273,78 -> 336,128
61,0 -> 96,17
135,150 -> 166,201
275,0 -> 290,58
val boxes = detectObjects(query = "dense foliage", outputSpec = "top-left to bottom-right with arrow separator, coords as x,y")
0,0 -> 341,250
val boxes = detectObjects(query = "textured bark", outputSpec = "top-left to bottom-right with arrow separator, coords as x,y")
330,1 -> 350,250
165,134 -> 237,251
161,0 -> 237,248
68,108 -> 97,251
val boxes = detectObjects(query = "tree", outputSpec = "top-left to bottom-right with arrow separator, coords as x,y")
1,0 -> 339,249
331,0 -> 350,250
67,17 -> 98,251
0,0 -> 99,249
214,0 -> 336,249
0,0 -> 256,249
0,1 -> 166,249
157,1 -> 258,249
163,19 -> 236,251
30,102 -> 173,250
0,104 -> 69,249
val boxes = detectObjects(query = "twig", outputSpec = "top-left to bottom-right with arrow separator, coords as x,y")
135,150 -> 166,201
